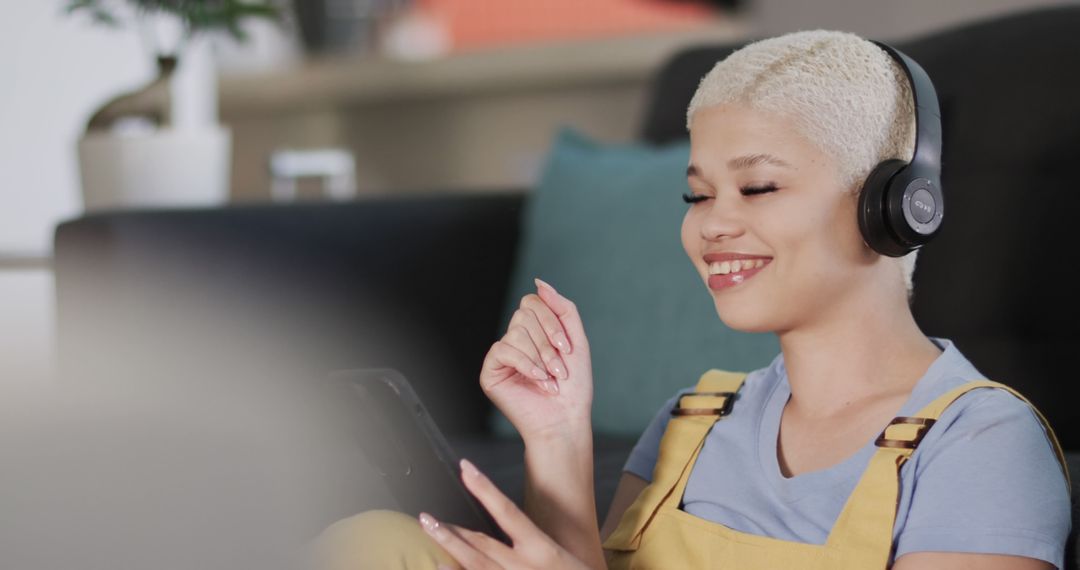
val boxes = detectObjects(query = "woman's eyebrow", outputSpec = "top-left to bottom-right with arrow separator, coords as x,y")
727,153 -> 794,170
686,154 -> 794,179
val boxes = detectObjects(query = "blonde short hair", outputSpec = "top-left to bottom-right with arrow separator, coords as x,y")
686,30 -> 920,299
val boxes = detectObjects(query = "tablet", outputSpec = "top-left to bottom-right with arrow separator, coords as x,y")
329,368 -> 509,544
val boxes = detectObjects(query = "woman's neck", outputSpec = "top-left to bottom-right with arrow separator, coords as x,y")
777,293 -> 943,420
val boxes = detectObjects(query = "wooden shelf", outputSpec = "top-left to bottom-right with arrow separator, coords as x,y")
219,21 -> 750,116
217,20 -> 751,199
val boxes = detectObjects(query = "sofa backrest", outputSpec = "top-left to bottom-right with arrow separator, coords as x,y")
54,193 -> 525,435
636,5 -> 1080,448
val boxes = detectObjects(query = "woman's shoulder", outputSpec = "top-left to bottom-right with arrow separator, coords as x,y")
921,377 -> 1052,435
912,377 -> 1067,481
896,378 -> 1071,566
659,358 -> 782,416
909,339 -> 1050,436
676,360 -> 780,403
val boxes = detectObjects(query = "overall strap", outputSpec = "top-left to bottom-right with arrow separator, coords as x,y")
602,370 -> 747,552
826,379 -> 1070,567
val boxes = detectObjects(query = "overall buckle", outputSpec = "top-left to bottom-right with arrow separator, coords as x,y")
671,392 -> 737,417
875,416 -> 936,450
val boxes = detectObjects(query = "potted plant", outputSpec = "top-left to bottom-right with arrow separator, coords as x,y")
68,0 -> 284,211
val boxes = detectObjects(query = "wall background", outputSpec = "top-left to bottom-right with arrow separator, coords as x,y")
0,3 -> 151,255
0,3 -> 144,391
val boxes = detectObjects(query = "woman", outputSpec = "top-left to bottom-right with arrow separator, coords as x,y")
315,30 -> 1071,570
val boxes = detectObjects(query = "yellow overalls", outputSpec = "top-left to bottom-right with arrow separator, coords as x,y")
603,369 -> 1071,569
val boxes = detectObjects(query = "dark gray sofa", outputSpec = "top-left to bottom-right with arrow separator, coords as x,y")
54,6 -> 1080,566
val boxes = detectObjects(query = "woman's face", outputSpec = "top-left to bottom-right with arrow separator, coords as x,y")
683,103 -> 879,334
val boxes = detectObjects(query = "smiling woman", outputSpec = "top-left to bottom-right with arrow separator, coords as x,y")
312,29 -> 1071,570
602,30 -> 1070,570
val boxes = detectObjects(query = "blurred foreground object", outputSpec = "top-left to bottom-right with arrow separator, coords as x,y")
0,365 -> 392,570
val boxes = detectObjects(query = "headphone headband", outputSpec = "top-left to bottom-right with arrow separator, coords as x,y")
869,41 -> 942,187
857,41 -> 945,257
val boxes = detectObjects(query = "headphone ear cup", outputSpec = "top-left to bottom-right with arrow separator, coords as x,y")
858,159 -> 912,257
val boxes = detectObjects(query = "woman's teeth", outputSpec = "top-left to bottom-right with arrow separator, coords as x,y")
708,259 -> 765,275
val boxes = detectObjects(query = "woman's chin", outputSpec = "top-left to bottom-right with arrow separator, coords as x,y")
713,304 -> 776,334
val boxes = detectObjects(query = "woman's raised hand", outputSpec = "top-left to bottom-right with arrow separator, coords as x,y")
479,278 -> 593,442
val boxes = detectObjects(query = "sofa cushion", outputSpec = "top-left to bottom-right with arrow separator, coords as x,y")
493,128 -> 779,437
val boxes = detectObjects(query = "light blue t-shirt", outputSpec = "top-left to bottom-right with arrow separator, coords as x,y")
623,337 -> 1071,568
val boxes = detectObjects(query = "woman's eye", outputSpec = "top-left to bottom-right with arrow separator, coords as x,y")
684,184 -> 778,204
682,192 -> 710,204
741,183 -> 779,196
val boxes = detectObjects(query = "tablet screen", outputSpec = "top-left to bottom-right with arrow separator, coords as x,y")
330,368 -> 509,544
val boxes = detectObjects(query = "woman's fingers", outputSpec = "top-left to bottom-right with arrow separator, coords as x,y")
448,525 -> 518,568
489,279 -> 579,388
503,325 -> 546,375
459,458 -> 540,544
481,340 -> 559,395
521,291 -> 573,356
418,512 -> 498,570
423,460 -> 580,569
510,306 -> 568,380
533,278 -> 588,351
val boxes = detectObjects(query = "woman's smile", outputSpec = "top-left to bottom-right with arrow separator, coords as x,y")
704,253 -> 773,291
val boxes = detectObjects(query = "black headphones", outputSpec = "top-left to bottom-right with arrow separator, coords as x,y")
857,41 -> 944,257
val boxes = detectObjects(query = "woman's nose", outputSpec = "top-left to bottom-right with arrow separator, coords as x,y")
700,201 -> 746,241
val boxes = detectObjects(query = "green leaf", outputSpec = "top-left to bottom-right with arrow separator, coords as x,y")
65,0 -> 285,42
65,0 -> 121,26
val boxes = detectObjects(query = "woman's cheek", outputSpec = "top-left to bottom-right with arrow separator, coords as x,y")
681,210 -> 700,266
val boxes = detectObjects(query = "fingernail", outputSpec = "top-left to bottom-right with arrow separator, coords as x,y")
542,379 -> 559,394
419,512 -> 439,534
460,458 -> 479,478
534,277 -> 559,296
419,512 -> 448,542
553,331 -> 572,355
530,366 -> 548,380
548,358 -> 567,380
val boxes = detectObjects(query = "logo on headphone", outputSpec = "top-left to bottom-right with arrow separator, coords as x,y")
914,200 -> 932,214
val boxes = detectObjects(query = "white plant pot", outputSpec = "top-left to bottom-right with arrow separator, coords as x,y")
77,126 -> 232,212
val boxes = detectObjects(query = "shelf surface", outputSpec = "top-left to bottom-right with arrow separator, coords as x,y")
219,21 -> 750,116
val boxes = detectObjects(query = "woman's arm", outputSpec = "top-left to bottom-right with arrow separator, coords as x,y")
477,279 -> 605,568
522,425 -> 606,570
600,472 -> 649,564
600,472 -> 649,541
893,552 -> 1055,569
